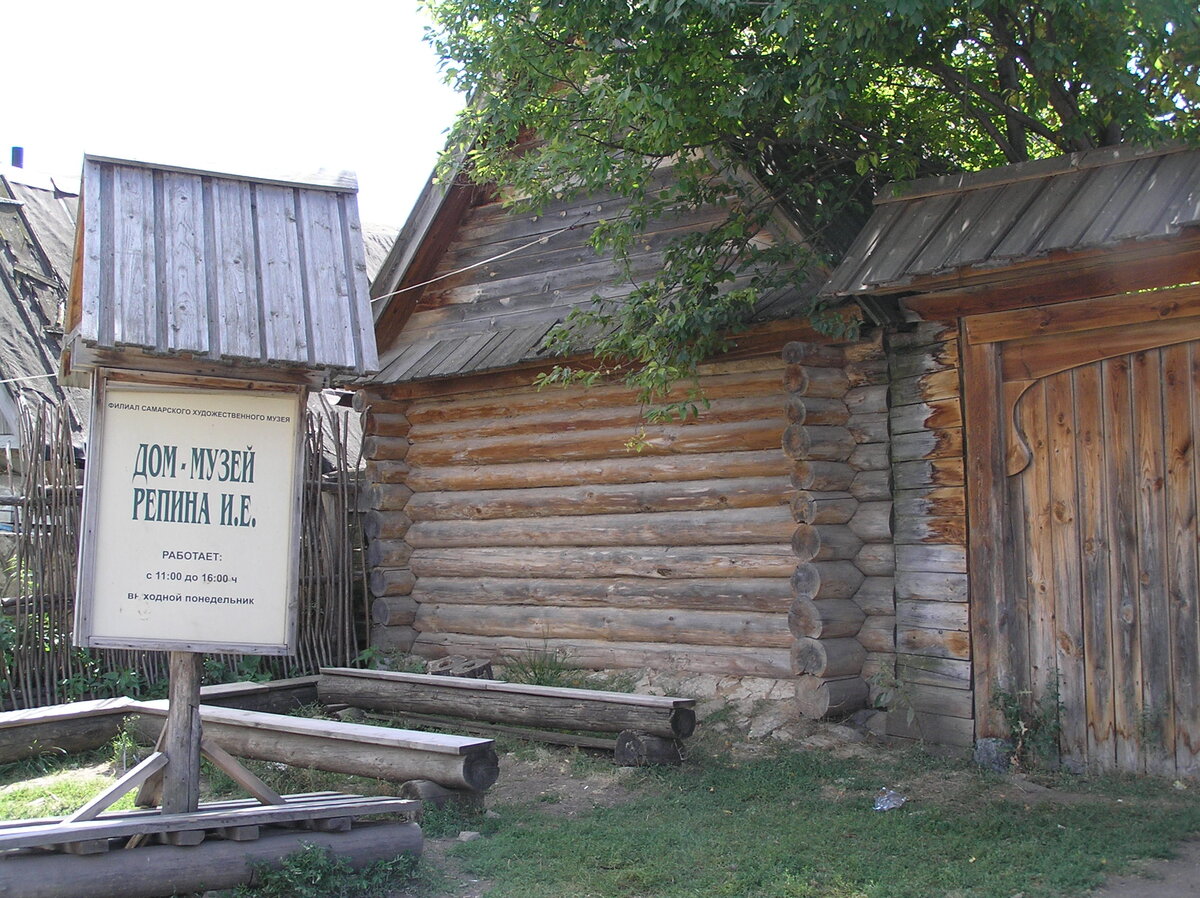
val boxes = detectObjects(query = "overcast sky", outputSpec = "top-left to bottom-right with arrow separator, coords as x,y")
5,1 -> 464,227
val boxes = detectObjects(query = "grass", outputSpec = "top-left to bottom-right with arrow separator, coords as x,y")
447,748 -> 1200,898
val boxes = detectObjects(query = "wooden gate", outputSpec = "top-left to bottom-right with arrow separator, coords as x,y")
964,285 -> 1200,776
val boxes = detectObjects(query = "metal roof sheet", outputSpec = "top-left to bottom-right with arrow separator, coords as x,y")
71,155 -> 378,374
824,144 -> 1200,297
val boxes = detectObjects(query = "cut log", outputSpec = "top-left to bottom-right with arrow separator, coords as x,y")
784,365 -> 850,397
844,384 -> 888,415
781,341 -> 845,366
791,561 -> 865,601
790,524 -> 863,562
848,443 -> 888,471
405,506 -> 795,549
614,731 -> 684,766
852,577 -> 895,616
353,390 -> 411,414
791,637 -> 867,678
854,543 -> 896,576
857,615 -> 897,652
846,358 -> 889,387
131,702 -> 499,791
0,698 -> 138,765
365,460 -> 410,484
363,412 -> 411,437
413,602 -> 792,649
372,596 -> 418,627
790,460 -> 855,492
790,491 -> 857,525
364,483 -> 414,512
409,544 -> 796,580
848,502 -> 893,543
846,413 -> 889,445
782,425 -> 856,461
362,435 -> 410,461
788,598 -> 866,639
366,539 -> 414,569
795,675 -> 869,718
398,779 -> 485,814
363,511 -> 412,541
785,395 -> 850,426
371,624 -> 417,653
369,568 -> 417,598
407,449 -> 790,492
318,667 -> 696,739
850,469 -> 892,502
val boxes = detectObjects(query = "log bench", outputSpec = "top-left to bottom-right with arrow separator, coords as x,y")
0,697 -> 142,765
318,666 -> 696,764
128,701 -> 500,792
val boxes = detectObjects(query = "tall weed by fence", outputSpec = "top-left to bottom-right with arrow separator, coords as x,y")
0,396 -> 365,710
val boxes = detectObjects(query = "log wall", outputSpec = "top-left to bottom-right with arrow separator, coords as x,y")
784,332 -> 893,718
358,357 -> 800,679
885,321 -> 973,748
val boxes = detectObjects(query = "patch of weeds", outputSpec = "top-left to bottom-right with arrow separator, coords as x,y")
991,678 -> 1063,771
420,801 -> 490,839
233,843 -> 416,898
501,644 -> 588,688
354,645 -> 427,672
0,763 -> 138,820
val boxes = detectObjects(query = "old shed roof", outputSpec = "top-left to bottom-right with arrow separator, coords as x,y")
824,144 -> 1200,297
68,155 -> 379,378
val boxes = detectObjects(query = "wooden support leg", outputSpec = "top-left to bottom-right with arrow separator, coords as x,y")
162,652 -> 203,815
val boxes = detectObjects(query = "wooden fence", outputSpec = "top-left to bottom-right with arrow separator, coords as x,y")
1,397 -> 365,710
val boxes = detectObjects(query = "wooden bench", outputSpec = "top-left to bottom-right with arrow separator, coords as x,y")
128,701 -> 500,792
0,697 -> 141,765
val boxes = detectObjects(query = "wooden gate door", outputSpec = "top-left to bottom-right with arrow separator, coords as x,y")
963,285 -> 1200,776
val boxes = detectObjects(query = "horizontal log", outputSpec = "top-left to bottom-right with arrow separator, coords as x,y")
852,577 -> 895,616
371,623 -> 417,654
854,543 -> 896,576
372,595 -> 418,627
408,449 -> 790,492
896,571 -> 969,603
790,491 -> 857,525
890,368 -> 960,406
364,483 -> 414,512
790,524 -> 863,562
784,365 -> 850,397
782,425 -> 855,461
889,397 -> 962,435
363,412 -> 411,437
892,457 -> 965,490
405,366 -> 785,427
895,544 -> 967,574
846,358 -> 888,387
0,699 -> 136,765
405,476 -> 792,522
409,633 -> 793,678
843,331 -> 885,361
850,470 -> 892,502
411,393 -> 788,442
410,544 -> 796,579
889,339 -> 960,381
894,514 -> 967,545
0,823 -> 423,898
857,615 -> 896,653
369,568 -> 416,598
319,667 -> 696,739
365,460 -> 410,484
406,506 -> 796,549
352,391 -> 411,414
361,435 -> 409,461
790,460 -> 855,492
788,598 -> 866,639
615,731 -> 684,766
414,602 -> 792,649
791,637 -> 866,678
848,443 -> 888,471
408,419 -> 783,467
410,576 -> 793,613
894,681 -> 974,720
132,704 -> 499,791
781,341 -> 844,366
795,675 -> 868,718
897,600 -> 969,632
846,413 -> 889,444
896,654 -> 972,690
886,708 -> 975,749
896,627 -> 971,660
785,395 -> 850,426
888,321 -> 957,350
791,561 -> 865,601
893,486 -> 966,518
861,652 -> 895,684
891,428 -> 964,463
366,538 -> 414,568
362,511 -> 412,541
848,502 -> 892,543
844,384 -> 888,415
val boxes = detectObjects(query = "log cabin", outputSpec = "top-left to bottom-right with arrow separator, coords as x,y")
363,143 -> 1200,775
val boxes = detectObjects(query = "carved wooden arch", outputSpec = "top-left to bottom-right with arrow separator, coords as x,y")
963,283 -> 1200,475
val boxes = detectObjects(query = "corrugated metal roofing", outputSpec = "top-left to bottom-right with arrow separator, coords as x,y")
71,155 -> 379,374
824,144 -> 1200,297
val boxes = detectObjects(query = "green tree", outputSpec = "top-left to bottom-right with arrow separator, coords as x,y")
424,0 -> 1199,410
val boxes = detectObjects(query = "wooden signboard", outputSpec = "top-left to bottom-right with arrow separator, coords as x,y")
74,372 -> 305,654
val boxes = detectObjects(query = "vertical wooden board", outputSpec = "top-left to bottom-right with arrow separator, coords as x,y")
1018,380 -> 1057,707
209,178 -> 262,360
162,171 -> 208,353
1131,349 -> 1174,775
298,190 -> 355,368
253,184 -> 308,363
113,164 -> 157,347
1072,362 -> 1117,772
81,159 -> 104,341
1164,342 -> 1200,775
1045,369 -> 1086,763
1102,355 -> 1144,772
1002,457 -> 1031,700
340,193 -> 378,371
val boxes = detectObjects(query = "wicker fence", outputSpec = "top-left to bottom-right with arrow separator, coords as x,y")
0,397 -> 366,710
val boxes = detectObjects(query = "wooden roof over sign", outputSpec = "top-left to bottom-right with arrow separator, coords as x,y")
64,155 -> 379,382
824,144 -> 1200,298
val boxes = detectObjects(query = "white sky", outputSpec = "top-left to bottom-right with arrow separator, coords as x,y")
5,0 -> 464,227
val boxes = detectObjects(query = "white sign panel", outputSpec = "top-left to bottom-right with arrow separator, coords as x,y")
75,379 -> 304,653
